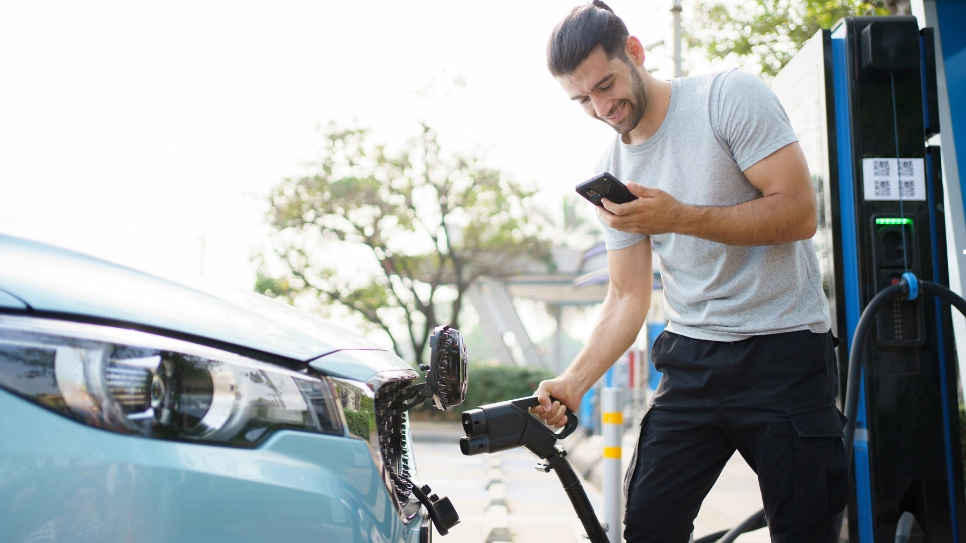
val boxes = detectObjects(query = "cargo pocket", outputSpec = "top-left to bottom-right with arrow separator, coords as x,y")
789,403 -> 851,532
623,410 -> 651,503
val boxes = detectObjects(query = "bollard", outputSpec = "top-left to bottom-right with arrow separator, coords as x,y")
601,387 -> 624,543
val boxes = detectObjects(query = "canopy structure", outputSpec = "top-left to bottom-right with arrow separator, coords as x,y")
467,244 -> 661,371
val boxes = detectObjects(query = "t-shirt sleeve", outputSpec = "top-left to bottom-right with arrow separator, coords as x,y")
594,147 -> 648,250
598,215 -> 647,250
711,69 -> 799,172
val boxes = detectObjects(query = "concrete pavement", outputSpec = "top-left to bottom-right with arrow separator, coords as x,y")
411,419 -> 770,542
410,420 -> 605,543
560,422 -> 769,542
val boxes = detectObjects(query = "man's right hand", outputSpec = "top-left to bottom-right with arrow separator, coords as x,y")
529,228 -> 652,429
532,377 -> 582,429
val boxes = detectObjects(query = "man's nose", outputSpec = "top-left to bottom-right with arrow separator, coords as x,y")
592,96 -> 611,119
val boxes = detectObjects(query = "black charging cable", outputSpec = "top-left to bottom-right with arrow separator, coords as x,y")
460,396 -> 609,543
715,274 -> 966,543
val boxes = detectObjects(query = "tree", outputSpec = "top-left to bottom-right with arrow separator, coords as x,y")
685,0 -> 891,77
255,122 -> 552,363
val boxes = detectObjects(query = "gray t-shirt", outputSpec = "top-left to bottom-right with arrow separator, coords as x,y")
597,69 -> 830,341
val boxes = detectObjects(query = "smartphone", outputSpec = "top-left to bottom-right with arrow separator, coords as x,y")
575,172 -> 637,206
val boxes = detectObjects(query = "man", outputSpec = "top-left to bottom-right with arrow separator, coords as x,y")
532,2 -> 851,541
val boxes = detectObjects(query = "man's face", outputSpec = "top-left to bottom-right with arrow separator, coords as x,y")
556,46 -> 647,135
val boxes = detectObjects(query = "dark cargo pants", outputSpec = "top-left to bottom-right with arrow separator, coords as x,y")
623,330 -> 852,542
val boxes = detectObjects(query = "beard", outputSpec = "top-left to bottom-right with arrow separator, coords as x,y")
599,65 -> 647,135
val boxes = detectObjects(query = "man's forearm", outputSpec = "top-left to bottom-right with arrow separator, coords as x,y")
561,289 -> 649,398
676,193 -> 817,246
601,143 -> 818,246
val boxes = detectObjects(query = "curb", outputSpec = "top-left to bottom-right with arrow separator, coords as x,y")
483,454 -> 512,543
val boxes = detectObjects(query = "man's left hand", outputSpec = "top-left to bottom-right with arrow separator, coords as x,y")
599,181 -> 685,235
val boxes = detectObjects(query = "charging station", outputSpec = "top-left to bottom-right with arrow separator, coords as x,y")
773,14 -> 966,543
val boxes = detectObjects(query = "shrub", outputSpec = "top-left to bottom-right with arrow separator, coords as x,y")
344,395 -> 375,441
461,363 -> 556,412
345,409 -> 372,441
410,362 -> 556,420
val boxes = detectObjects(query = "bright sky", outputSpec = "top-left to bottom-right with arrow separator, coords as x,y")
0,1 -> 685,291
5,1 -> 955,366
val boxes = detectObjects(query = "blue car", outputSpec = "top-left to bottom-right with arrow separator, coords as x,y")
0,234 -> 463,543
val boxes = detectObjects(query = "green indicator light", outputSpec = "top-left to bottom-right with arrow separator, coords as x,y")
875,218 -> 913,226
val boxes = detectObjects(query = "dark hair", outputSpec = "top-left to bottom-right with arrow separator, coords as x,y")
546,1 -> 630,77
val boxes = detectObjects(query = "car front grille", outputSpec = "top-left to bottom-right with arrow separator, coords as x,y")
330,369 -> 422,522
375,378 -> 414,510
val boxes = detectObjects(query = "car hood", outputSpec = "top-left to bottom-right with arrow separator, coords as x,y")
0,234 -> 411,382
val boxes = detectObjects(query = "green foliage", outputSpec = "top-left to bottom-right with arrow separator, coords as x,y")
345,409 -> 373,442
685,0 -> 889,77
411,362 -> 556,420
257,122 -> 552,363
344,395 -> 375,441
462,363 -> 556,411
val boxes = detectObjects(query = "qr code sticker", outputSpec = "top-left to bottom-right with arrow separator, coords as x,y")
874,179 -> 891,197
900,179 -> 916,198
898,160 -> 914,178
873,159 -> 890,176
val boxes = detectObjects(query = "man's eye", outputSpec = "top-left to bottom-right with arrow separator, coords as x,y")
600,83 -> 614,91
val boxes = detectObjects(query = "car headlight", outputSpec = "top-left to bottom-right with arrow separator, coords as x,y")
0,316 -> 343,446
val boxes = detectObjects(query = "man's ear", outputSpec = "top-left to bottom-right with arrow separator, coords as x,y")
625,36 -> 646,67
